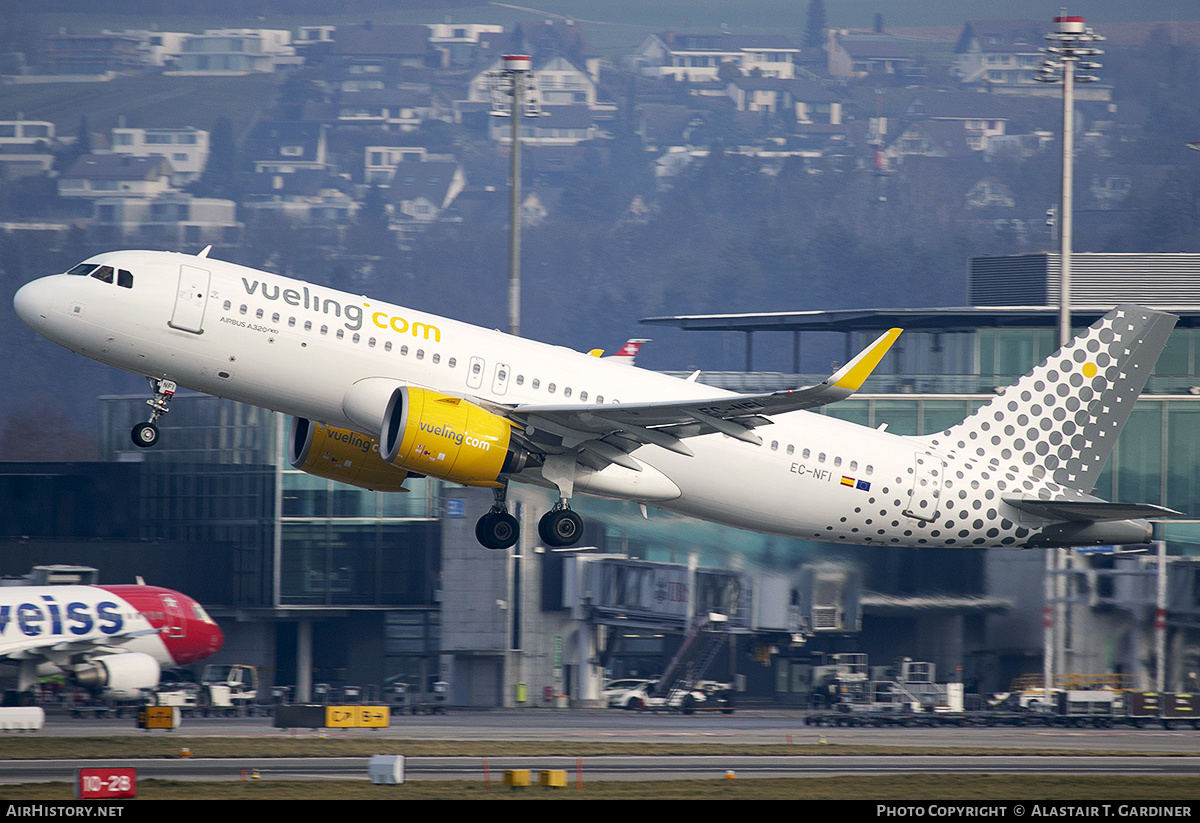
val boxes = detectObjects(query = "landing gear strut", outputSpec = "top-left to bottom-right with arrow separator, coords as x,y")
538,500 -> 583,548
475,484 -> 519,550
131,378 -> 177,448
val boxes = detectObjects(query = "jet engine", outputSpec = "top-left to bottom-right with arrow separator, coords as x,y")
381,387 -> 536,486
73,653 -> 160,700
288,418 -> 410,492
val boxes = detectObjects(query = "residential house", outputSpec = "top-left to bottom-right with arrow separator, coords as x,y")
39,33 -> 148,76
363,147 -> 456,185
467,54 -> 599,110
884,121 -> 974,164
636,32 -> 800,81
965,178 -> 1016,209
906,91 -> 1009,151
0,120 -> 55,180
825,32 -> 913,80
427,23 -> 504,67
242,169 -> 357,227
388,160 -> 465,222
955,20 -> 1048,87
246,122 -> 328,175
724,77 -> 843,125
335,90 -> 439,132
111,127 -> 209,184
58,155 -> 173,199
171,29 -> 298,75
489,104 -> 597,146
91,194 -> 240,245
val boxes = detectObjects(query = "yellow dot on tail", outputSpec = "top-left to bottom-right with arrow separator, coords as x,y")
1082,362 -> 1097,378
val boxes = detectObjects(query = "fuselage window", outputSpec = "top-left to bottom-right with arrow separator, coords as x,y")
288,317 -> 296,327
532,379 -> 541,390
335,329 -> 344,339
400,345 -> 408,356
272,312 -> 280,323
787,444 -> 795,455
368,337 -> 376,348
67,264 -> 95,276
865,465 -> 874,475
90,266 -> 114,284
833,456 -> 842,467
239,304 -> 247,315
547,383 -> 556,394
771,440 -> 779,451
304,321 -> 312,331
802,448 -> 811,459
320,325 -> 328,335
818,453 -> 826,463
384,341 -> 392,352
596,395 -> 604,403
223,300 -> 232,310
472,362 -> 481,375
117,269 -> 133,288
351,332 -> 358,343
432,353 -> 440,364
448,357 -> 456,368
849,460 -> 858,471
416,349 -> 424,360
579,391 -> 587,402
256,308 -> 264,319
516,375 -> 524,386
563,387 -> 571,398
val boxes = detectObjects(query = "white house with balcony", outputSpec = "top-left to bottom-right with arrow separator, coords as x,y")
170,29 -> 298,75
92,194 -> 240,245
111,126 -> 209,184
636,32 -> 800,82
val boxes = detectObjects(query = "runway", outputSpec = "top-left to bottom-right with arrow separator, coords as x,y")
2,707 -> 1197,783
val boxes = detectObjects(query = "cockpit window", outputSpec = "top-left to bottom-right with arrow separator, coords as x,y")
67,264 -> 96,276
90,266 -> 114,284
117,269 -> 133,289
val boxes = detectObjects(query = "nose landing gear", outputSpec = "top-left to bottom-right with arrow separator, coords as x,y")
131,378 -> 177,448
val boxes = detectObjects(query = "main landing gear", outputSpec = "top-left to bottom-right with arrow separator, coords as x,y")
473,489 -> 586,550
538,500 -> 583,548
476,485 -> 519,550
130,378 -> 177,448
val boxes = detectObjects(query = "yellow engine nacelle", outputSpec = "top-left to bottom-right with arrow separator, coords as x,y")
381,387 -> 533,486
288,417 -> 411,492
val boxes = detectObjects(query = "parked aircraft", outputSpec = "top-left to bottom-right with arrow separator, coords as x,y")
0,581 -> 224,703
13,249 -> 1179,550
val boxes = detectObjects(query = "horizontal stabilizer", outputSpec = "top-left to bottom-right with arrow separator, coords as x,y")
1003,497 -> 1182,522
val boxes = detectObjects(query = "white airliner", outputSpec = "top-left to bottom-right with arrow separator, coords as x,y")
13,249 -> 1180,551
0,582 -> 224,702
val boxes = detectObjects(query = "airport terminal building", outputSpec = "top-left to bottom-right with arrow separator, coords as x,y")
2,253 -> 1199,705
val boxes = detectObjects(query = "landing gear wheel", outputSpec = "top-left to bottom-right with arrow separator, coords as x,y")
539,508 -> 583,547
131,421 -> 159,448
475,511 -> 519,550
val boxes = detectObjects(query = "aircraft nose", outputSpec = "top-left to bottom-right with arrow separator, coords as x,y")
13,277 -> 55,330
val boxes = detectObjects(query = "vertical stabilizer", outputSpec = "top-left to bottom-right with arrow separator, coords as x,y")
927,305 -> 1176,494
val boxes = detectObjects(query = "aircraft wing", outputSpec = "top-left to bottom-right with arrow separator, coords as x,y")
2,628 -> 160,662
495,329 -> 900,468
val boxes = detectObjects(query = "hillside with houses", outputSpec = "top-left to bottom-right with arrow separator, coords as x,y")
2,7 -> 1200,442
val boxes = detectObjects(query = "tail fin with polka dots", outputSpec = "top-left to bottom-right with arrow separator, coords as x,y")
926,305 -> 1177,495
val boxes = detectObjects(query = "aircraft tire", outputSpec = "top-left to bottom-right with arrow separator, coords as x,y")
476,512 -> 519,550
131,422 -> 159,448
539,509 -> 583,547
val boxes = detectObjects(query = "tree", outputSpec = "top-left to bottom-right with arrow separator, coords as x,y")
804,0 -> 827,49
